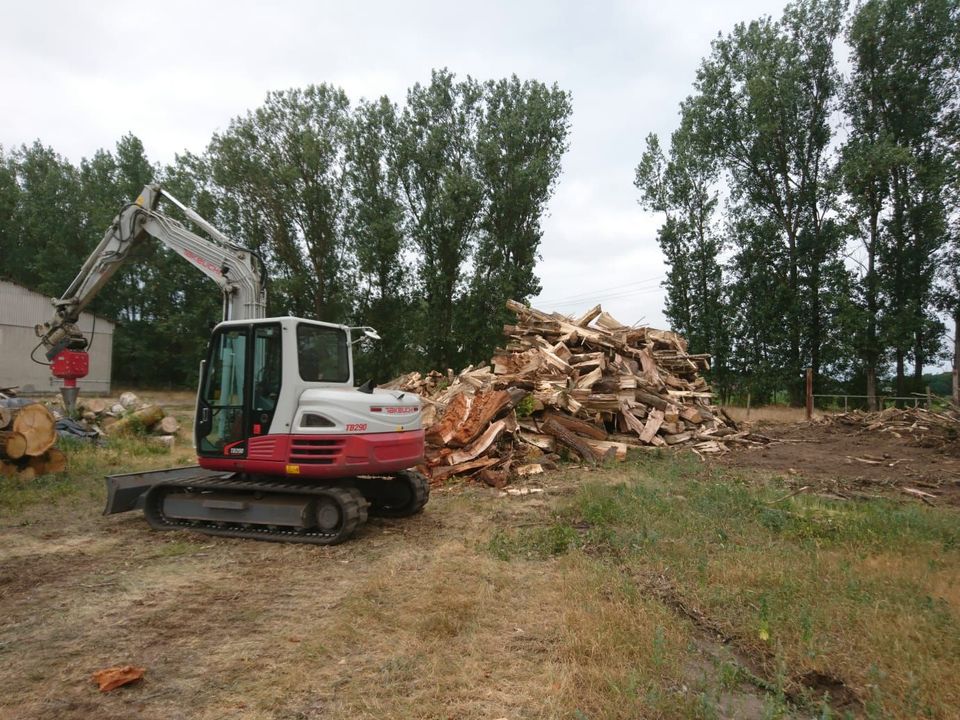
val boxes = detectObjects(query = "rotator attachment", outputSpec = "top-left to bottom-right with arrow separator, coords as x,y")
51,349 -> 89,416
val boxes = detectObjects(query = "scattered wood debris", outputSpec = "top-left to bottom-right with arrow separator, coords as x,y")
91,665 -> 145,692
386,300 -> 774,486
826,406 -> 960,449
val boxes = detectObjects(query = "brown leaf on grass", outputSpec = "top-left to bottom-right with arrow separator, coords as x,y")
92,665 -> 145,692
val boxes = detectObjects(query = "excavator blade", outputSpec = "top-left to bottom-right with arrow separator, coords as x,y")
103,466 -> 232,515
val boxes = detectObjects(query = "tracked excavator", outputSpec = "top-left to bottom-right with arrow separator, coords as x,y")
34,184 -> 428,544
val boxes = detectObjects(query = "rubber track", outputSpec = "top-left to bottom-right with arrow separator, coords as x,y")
368,470 -> 430,518
143,476 -> 368,545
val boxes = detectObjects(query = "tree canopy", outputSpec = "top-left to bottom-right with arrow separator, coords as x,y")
0,71 -> 572,387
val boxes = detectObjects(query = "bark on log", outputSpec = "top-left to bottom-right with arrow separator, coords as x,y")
13,404 -> 57,456
542,411 -> 608,440
635,390 -> 669,411
543,418 -> 600,466
429,456 -> 499,482
41,447 -> 67,473
28,448 -> 68,475
103,405 -> 165,435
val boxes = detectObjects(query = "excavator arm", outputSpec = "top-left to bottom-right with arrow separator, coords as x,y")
36,184 -> 267,410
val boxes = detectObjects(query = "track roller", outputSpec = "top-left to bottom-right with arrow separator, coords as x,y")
142,477 -> 369,545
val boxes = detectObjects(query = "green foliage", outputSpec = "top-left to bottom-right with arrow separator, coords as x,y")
638,0 -> 959,402
514,393 -> 537,418
208,84 -> 356,321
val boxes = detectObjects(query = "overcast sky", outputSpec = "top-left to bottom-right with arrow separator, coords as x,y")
2,0 -> 794,329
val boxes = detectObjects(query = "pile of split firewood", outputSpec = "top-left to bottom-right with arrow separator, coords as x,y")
76,392 -> 180,447
826,405 -> 960,448
385,300 -> 761,486
1,390 -> 66,479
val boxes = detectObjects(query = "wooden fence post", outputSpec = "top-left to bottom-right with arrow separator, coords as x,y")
805,368 -> 813,421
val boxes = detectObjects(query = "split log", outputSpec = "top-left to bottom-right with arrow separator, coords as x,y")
0,430 -> 28,460
429,456 -> 499,482
447,420 -> 506,466
426,393 -> 473,446
518,432 -> 556,452
543,418 -> 601,466
103,405 -> 165,435
13,404 -> 57,456
620,405 -> 647,438
584,440 -> 630,461
639,409 -> 665,444
542,411 -> 607,440
448,388 -> 525,447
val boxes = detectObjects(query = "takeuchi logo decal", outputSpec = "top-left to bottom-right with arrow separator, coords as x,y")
369,406 -> 418,415
183,249 -> 222,276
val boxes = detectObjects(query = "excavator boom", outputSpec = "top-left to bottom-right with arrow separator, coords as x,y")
35,184 -> 266,410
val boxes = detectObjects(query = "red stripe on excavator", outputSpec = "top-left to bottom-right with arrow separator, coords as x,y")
199,430 -> 425,479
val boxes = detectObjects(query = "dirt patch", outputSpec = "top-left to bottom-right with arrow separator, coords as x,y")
719,421 -> 960,506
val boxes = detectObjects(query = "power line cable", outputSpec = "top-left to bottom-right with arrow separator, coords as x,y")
536,275 -> 664,306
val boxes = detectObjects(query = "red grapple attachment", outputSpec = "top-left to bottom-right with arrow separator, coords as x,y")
51,349 -> 89,415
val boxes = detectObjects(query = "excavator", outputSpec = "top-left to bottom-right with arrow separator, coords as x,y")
34,184 -> 428,544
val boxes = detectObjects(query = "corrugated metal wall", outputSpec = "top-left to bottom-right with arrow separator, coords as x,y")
0,280 -> 114,394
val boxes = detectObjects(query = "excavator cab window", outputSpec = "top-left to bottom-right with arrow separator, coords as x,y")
297,324 -> 349,383
198,328 -> 248,455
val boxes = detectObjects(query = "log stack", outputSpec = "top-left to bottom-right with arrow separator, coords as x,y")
0,401 -> 67,480
385,300 -> 747,486
77,392 -> 180,445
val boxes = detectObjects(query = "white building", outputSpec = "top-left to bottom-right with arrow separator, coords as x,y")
0,279 -> 114,394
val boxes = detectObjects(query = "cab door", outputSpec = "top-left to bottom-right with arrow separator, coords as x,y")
197,326 -> 249,457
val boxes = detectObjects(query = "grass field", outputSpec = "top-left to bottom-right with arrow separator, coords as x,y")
0,439 -> 957,719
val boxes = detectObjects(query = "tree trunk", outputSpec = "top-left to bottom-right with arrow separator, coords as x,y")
954,310 -> 959,407
895,349 -> 906,403
866,366 -> 877,412
865,209 -> 879,413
